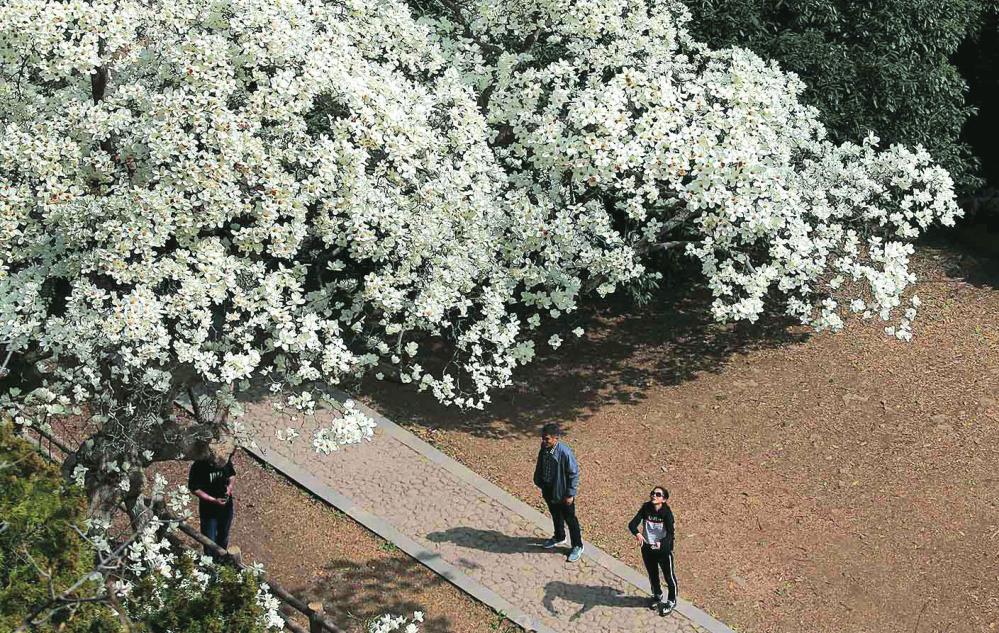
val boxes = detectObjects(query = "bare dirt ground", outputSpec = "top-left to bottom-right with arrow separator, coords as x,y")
362,241 -> 999,633
152,453 -> 511,633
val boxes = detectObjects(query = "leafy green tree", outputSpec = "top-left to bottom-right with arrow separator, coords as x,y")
682,0 -> 986,193
0,423 -> 119,632
955,3 -> 999,209
1,423 -> 278,632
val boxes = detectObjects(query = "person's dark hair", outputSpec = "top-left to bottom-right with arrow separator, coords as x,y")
192,440 -> 212,461
540,423 -> 562,437
651,485 -> 669,500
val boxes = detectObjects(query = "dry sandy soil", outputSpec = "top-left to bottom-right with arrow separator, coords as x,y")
362,241 -> 999,633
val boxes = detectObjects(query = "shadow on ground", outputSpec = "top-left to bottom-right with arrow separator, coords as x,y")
361,236 -> 999,441
542,581 -> 649,620
924,223 -> 999,289
426,527 -> 552,555
361,280 -> 806,440
294,557 -> 481,632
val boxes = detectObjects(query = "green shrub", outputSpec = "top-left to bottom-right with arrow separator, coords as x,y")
125,553 -> 276,633
0,423 -> 119,632
1,424 -> 277,632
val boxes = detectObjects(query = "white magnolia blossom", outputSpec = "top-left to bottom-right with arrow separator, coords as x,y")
256,582 -> 286,630
124,518 -> 177,578
72,464 -> 89,488
0,0 -> 960,521
369,611 -> 425,633
312,400 -> 376,453
166,484 -> 193,520
418,0 -> 959,331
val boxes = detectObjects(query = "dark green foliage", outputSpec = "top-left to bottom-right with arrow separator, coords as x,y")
955,3 -> 999,204
682,0 -> 987,193
1,424 -> 273,632
0,423 -> 119,632
126,554 -> 272,633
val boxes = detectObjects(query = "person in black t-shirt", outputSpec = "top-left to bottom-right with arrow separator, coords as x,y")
188,442 -> 236,557
628,485 -> 677,616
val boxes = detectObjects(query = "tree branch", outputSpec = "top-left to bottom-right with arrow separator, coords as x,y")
91,67 -> 108,105
647,240 -> 693,252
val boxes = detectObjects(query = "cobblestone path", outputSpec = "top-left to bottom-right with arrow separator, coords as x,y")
243,397 -> 732,633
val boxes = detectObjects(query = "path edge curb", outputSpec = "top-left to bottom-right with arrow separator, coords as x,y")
245,442 -> 559,633
340,392 -> 738,633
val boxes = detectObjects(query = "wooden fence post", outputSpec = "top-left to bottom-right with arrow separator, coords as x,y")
226,545 -> 242,566
308,602 -> 325,633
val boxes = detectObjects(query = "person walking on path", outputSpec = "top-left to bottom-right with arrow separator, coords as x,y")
188,442 -> 237,557
533,423 -> 583,562
629,485 -> 678,616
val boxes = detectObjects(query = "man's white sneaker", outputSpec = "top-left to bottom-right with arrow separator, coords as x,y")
542,537 -> 567,549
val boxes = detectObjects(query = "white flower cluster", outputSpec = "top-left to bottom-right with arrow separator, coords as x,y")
255,582 -> 286,630
166,484 -> 193,521
124,518 -> 177,578
369,611 -> 424,633
422,0 -> 960,332
312,400 -> 376,454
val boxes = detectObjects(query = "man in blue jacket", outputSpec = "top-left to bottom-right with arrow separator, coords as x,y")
533,423 -> 583,562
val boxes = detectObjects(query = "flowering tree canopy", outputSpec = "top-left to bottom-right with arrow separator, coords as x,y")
1,0 -> 960,518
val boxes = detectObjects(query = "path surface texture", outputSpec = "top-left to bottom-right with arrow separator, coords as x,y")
244,396 -> 734,633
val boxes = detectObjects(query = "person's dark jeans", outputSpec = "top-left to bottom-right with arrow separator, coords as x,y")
546,499 -> 582,548
641,545 -> 677,603
199,501 -> 234,557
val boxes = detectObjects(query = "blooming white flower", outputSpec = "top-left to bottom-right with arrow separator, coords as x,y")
0,0 -> 960,526
71,465 -> 88,488
368,612 -> 424,633
256,582 -> 285,630
312,407 -> 376,454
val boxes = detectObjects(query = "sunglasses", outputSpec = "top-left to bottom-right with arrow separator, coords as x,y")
650,491 -> 664,498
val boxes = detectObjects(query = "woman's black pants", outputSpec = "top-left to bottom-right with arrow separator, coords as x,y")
641,544 -> 677,603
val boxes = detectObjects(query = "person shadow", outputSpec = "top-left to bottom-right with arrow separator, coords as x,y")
425,527 -> 552,554
542,581 -> 649,620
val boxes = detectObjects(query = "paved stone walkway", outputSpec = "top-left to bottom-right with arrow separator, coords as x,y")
244,395 -> 733,633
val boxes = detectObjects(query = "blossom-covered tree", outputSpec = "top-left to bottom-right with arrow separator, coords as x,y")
412,0 -> 961,331
1,0 -> 960,532
0,0 -> 619,521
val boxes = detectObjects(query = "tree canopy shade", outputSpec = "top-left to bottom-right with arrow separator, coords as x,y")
680,0 -> 988,194
0,0 -> 960,526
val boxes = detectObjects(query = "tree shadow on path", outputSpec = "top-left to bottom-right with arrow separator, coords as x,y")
362,280 -> 807,440
426,527 -> 553,555
542,581 -> 648,620
293,557 -> 469,632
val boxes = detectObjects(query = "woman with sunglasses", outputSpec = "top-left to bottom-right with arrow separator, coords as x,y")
628,485 -> 677,616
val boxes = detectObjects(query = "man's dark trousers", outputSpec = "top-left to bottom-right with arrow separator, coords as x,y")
641,544 -> 677,602
200,502 -> 234,556
546,499 -> 582,548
